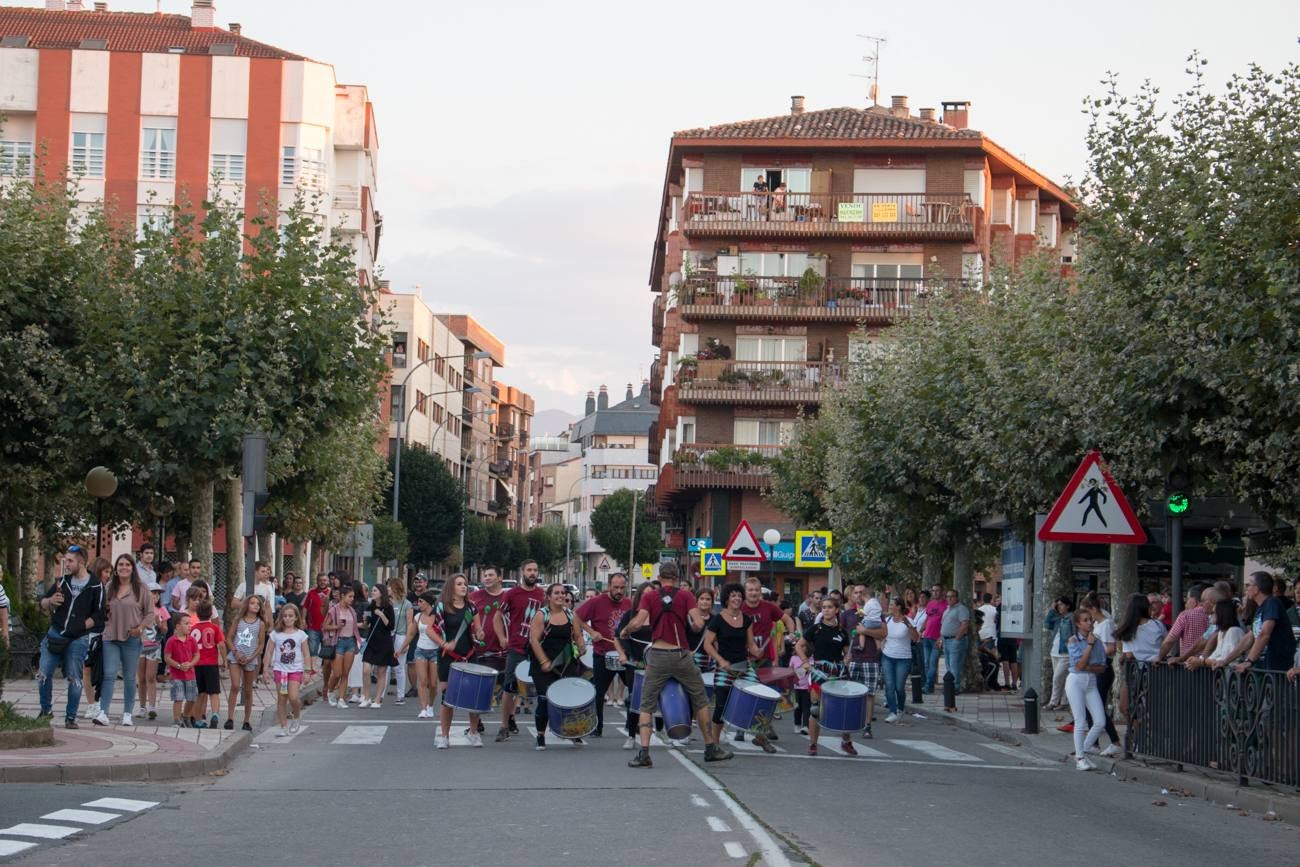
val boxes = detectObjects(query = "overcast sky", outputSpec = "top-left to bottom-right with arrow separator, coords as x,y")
29,0 -> 1298,415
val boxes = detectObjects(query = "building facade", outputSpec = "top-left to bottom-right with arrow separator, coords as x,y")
384,291 -> 466,471
438,314 -> 506,521
491,382 -> 535,532
648,95 -> 1076,598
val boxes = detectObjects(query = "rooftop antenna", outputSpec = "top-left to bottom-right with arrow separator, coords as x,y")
852,34 -> 886,106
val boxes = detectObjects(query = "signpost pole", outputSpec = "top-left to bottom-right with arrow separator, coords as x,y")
1170,514 -> 1184,618
1024,514 -> 1046,700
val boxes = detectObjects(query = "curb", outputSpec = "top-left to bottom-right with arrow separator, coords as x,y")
936,710 -> 1300,826
0,676 -> 326,785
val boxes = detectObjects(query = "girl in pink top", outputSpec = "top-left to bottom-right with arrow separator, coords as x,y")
789,637 -> 813,735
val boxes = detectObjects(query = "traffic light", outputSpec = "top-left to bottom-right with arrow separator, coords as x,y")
1166,493 -> 1190,515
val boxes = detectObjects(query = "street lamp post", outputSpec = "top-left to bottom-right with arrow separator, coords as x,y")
763,528 -> 781,593
393,382 -> 482,523
561,472 -> 586,586
84,466 -> 118,557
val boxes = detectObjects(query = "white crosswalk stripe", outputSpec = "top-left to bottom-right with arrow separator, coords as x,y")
0,796 -> 160,861
0,840 -> 37,857
330,725 -> 387,745
81,798 -> 158,812
0,823 -> 80,840
40,809 -> 120,825
723,841 -> 747,858
888,739 -> 982,762
977,742 -> 1058,765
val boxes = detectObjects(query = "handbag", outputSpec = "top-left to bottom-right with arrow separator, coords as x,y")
44,632 -> 71,656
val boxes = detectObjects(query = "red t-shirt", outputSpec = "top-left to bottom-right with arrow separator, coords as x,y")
499,585 -> 546,654
165,635 -> 198,680
576,593 -> 633,653
189,619 -> 225,667
304,588 -> 330,631
469,588 -> 508,655
639,586 -> 697,649
742,599 -> 785,660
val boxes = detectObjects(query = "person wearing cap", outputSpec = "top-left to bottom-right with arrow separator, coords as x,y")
137,581 -> 170,720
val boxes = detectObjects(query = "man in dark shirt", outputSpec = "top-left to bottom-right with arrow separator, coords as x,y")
576,572 -> 632,737
1230,572 -> 1298,673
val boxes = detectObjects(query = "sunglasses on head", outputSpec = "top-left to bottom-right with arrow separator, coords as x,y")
67,545 -> 83,553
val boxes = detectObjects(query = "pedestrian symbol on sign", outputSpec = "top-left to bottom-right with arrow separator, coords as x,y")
800,535 -> 826,561
1078,478 -> 1108,527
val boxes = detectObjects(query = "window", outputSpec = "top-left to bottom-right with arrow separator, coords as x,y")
71,131 -> 105,177
417,338 -> 430,363
1015,199 -> 1038,235
0,140 -> 34,177
136,209 -> 170,239
1036,212 -> 1058,247
210,152 -> 245,182
140,123 -> 176,179
299,147 -> 324,188
733,418 -> 793,446
391,332 -> 407,368
736,336 -> 806,362
281,146 -> 295,185
736,251 -> 811,278
851,256 -> 924,306
414,390 -> 428,415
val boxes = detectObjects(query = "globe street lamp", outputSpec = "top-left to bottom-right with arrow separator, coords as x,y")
763,527 -> 781,593
84,466 -> 118,557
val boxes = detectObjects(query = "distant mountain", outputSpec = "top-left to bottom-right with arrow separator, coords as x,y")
532,408 -> 579,437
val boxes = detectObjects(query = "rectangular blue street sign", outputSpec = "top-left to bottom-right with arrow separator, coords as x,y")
687,537 -> 712,553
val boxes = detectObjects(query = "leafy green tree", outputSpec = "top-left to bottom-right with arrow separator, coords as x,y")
371,515 -> 410,563
527,524 -> 571,574
383,445 -> 464,566
590,488 -> 658,571
460,516 -> 488,570
505,529 -> 531,573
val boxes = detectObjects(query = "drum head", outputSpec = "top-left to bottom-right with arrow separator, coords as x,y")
738,682 -> 780,700
514,659 -> 532,683
548,678 -> 596,709
701,672 -> 715,687
580,647 -> 594,668
451,662 -> 497,677
823,680 -> 869,699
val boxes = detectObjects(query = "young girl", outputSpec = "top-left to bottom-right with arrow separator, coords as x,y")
528,582 -> 587,751
360,583 -> 395,708
1066,608 -> 1108,770
687,588 -> 715,674
388,578 -> 414,706
264,603 -> 313,736
790,636 -> 813,735
413,592 -> 440,719
433,575 -> 484,749
703,582 -> 770,751
137,583 -> 169,720
805,595 -> 849,756
324,585 -> 362,708
224,594 -> 269,731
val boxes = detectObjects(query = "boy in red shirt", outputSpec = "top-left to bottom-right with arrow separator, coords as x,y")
188,601 -> 226,729
165,612 -> 199,727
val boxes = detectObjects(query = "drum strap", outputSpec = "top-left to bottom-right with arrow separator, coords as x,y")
437,603 -> 473,659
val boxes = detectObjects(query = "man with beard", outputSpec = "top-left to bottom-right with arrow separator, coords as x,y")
738,575 -> 798,742
575,572 -> 632,737
467,565 -> 508,734
492,560 -> 545,742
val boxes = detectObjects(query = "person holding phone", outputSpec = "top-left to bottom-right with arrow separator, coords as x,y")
1065,609 -> 1108,770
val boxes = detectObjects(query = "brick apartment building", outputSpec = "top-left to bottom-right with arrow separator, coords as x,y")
492,382 -> 535,532
648,95 -> 1076,598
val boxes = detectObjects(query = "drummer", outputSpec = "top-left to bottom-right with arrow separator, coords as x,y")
703,583 -> 776,753
620,561 -> 733,768
432,574 -> 485,749
614,582 -> 655,749
492,560 -> 546,743
575,572 -> 632,738
468,564 -> 508,705
805,594 -> 851,756
528,583 -> 587,750
687,588 -> 715,673
739,576 -> 799,743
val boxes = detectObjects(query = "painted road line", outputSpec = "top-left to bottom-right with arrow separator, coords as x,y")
690,794 -> 710,808
682,748 -> 1056,770
330,725 -> 387,745
0,823 -> 81,840
706,816 -> 732,833
40,809 -> 120,825
723,841 -> 747,858
978,742 -> 1058,765
666,750 -> 791,867
889,739 -> 983,762
81,798 -> 158,812
0,840 -> 37,858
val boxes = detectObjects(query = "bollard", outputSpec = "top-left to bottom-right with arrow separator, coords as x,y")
910,673 -> 923,705
942,671 -> 956,711
1022,687 -> 1039,734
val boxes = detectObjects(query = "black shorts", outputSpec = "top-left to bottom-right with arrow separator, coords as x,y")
502,649 -> 529,695
194,664 -> 221,695
437,654 -> 458,684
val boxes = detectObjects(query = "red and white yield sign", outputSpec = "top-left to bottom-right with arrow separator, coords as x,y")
1038,450 -> 1147,544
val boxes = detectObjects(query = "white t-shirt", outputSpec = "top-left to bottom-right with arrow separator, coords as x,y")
883,616 -> 914,659
1207,626 -> 1245,664
978,604 -> 998,640
1122,619 -> 1167,662
270,629 -> 309,673
1094,615 -> 1116,655
234,580 -> 277,610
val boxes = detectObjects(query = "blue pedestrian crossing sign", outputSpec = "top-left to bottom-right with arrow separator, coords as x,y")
700,548 -> 727,576
794,530 -> 832,568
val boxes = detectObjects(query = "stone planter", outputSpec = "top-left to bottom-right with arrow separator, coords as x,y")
0,726 -> 55,750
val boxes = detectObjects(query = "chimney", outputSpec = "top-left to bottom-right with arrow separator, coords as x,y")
625,383 -> 634,401
919,107 -> 936,122
93,1 -> 107,10
228,22 -> 240,35
191,0 -> 215,28
584,391 -> 596,416
790,95 -> 805,116
942,100 -> 971,130
597,385 -> 609,411
66,0 -> 84,10
45,0 -> 65,9
890,95 -> 909,118
641,379 -> 650,396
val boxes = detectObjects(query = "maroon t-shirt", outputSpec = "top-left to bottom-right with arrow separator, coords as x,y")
638,586 -> 697,649
468,588 -> 507,656
742,599 -> 784,660
576,593 -> 632,653
499,584 -> 546,654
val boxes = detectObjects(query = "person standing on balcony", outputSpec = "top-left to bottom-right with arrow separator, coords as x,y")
1224,572 -> 1297,674
748,173 -> 769,221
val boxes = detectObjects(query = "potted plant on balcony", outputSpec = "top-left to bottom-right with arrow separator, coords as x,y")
717,366 -> 748,386
797,267 -> 825,302
696,337 -> 731,361
675,355 -> 698,382
672,447 -> 700,467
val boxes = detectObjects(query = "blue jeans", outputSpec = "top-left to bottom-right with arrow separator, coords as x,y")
943,637 -> 969,692
100,636 -> 143,716
38,629 -> 91,720
882,655 -> 911,715
922,637 -> 941,691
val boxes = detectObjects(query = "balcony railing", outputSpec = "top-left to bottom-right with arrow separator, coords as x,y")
651,293 -> 666,346
657,442 -> 781,504
676,275 -> 968,322
677,360 -> 838,405
333,184 -> 361,209
489,459 -> 513,477
683,192 -> 974,239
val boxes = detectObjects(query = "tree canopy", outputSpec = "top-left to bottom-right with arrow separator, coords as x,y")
589,488 -> 658,570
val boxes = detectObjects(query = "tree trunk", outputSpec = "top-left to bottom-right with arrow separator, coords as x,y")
921,544 -> 944,589
272,534 -> 284,578
191,478 -> 215,593
3,524 -> 19,596
1039,541 -> 1072,699
256,530 -> 272,570
303,541 -> 315,583
953,537 -> 983,691
224,477 -> 243,609
20,523 -> 39,599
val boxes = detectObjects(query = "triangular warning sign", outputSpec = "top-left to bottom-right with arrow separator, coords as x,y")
723,520 -> 766,562
597,556 -> 612,571
1038,451 -> 1147,544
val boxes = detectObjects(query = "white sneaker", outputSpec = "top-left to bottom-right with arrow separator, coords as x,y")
371,701 -> 382,710
416,707 -> 428,719
83,704 -> 99,719
120,713 -> 134,727
623,736 -> 635,750
434,735 -> 449,749
289,719 -> 302,734
358,699 -> 372,709
1075,757 -> 1095,771
467,732 -> 483,748
91,709 -> 110,727
1100,743 -> 1122,757
348,693 -> 361,703
275,727 -> 291,738
394,698 -> 405,706
884,712 -> 899,724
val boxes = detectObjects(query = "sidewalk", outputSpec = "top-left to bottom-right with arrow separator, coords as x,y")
0,671 -> 323,783
931,687 -> 1300,825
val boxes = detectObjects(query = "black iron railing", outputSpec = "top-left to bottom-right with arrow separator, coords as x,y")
1123,661 -> 1298,787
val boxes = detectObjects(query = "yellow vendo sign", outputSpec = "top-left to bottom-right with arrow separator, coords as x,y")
794,530 -> 832,568
699,548 -> 727,576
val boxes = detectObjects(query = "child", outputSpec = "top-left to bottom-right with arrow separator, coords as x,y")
856,587 -> 883,652
264,603 -> 313,737
790,636 -> 813,735
136,583 -> 170,720
188,600 -> 226,729
224,594 -> 268,731
165,612 -> 198,726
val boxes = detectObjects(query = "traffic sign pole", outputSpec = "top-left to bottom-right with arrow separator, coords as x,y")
1170,515 -> 1183,618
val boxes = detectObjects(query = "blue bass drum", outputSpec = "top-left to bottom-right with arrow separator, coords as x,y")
444,662 -> 497,713
722,682 -> 780,733
702,671 -> 715,701
546,677 -> 597,739
819,680 -> 869,732
629,668 -> 645,713
659,679 -> 692,739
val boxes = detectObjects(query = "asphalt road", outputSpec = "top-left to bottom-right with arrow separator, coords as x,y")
2,698 -> 1297,866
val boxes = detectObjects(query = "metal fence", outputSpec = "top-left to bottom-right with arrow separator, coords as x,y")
1123,660 -> 1298,787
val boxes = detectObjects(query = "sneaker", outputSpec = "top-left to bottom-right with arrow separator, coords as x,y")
193,720 -> 207,729
289,720 -> 303,735
628,748 -> 652,768
862,724 -> 873,739
733,730 -> 745,742
796,725 -> 808,736
394,698 -> 406,706
467,732 -> 484,748
83,704 -> 98,719
434,735 -> 449,749
241,721 -> 252,732
37,711 -> 54,721
754,735 -> 777,754
223,718 -> 234,730
1057,723 -> 1075,733
495,727 -> 510,743
1100,743 -> 1122,758
348,693 -> 361,703
572,737 -> 585,747
1075,757 -> 1095,771
535,734 -> 547,751
275,727 -> 291,738
507,716 -> 519,735
478,720 -> 485,734
704,743 -> 734,762
417,708 -> 430,719
147,709 -> 157,721
209,714 -> 219,728
65,718 -> 79,729
371,701 -> 382,710
807,743 -> 818,756
91,709 -> 109,727
671,737 -> 690,748
841,740 -> 858,756
623,736 -> 636,750
120,713 -> 134,727
885,712 -> 900,724
358,699 -> 372,709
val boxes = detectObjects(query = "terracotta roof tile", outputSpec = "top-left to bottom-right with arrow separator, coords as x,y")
674,105 -> 981,141
0,6 -> 305,59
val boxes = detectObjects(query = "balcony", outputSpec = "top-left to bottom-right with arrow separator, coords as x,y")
649,359 -> 663,405
683,192 -> 974,241
489,459 -> 513,477
657,442 -> 781,507
676,275 -> 968,323
677,360 -> 838,405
